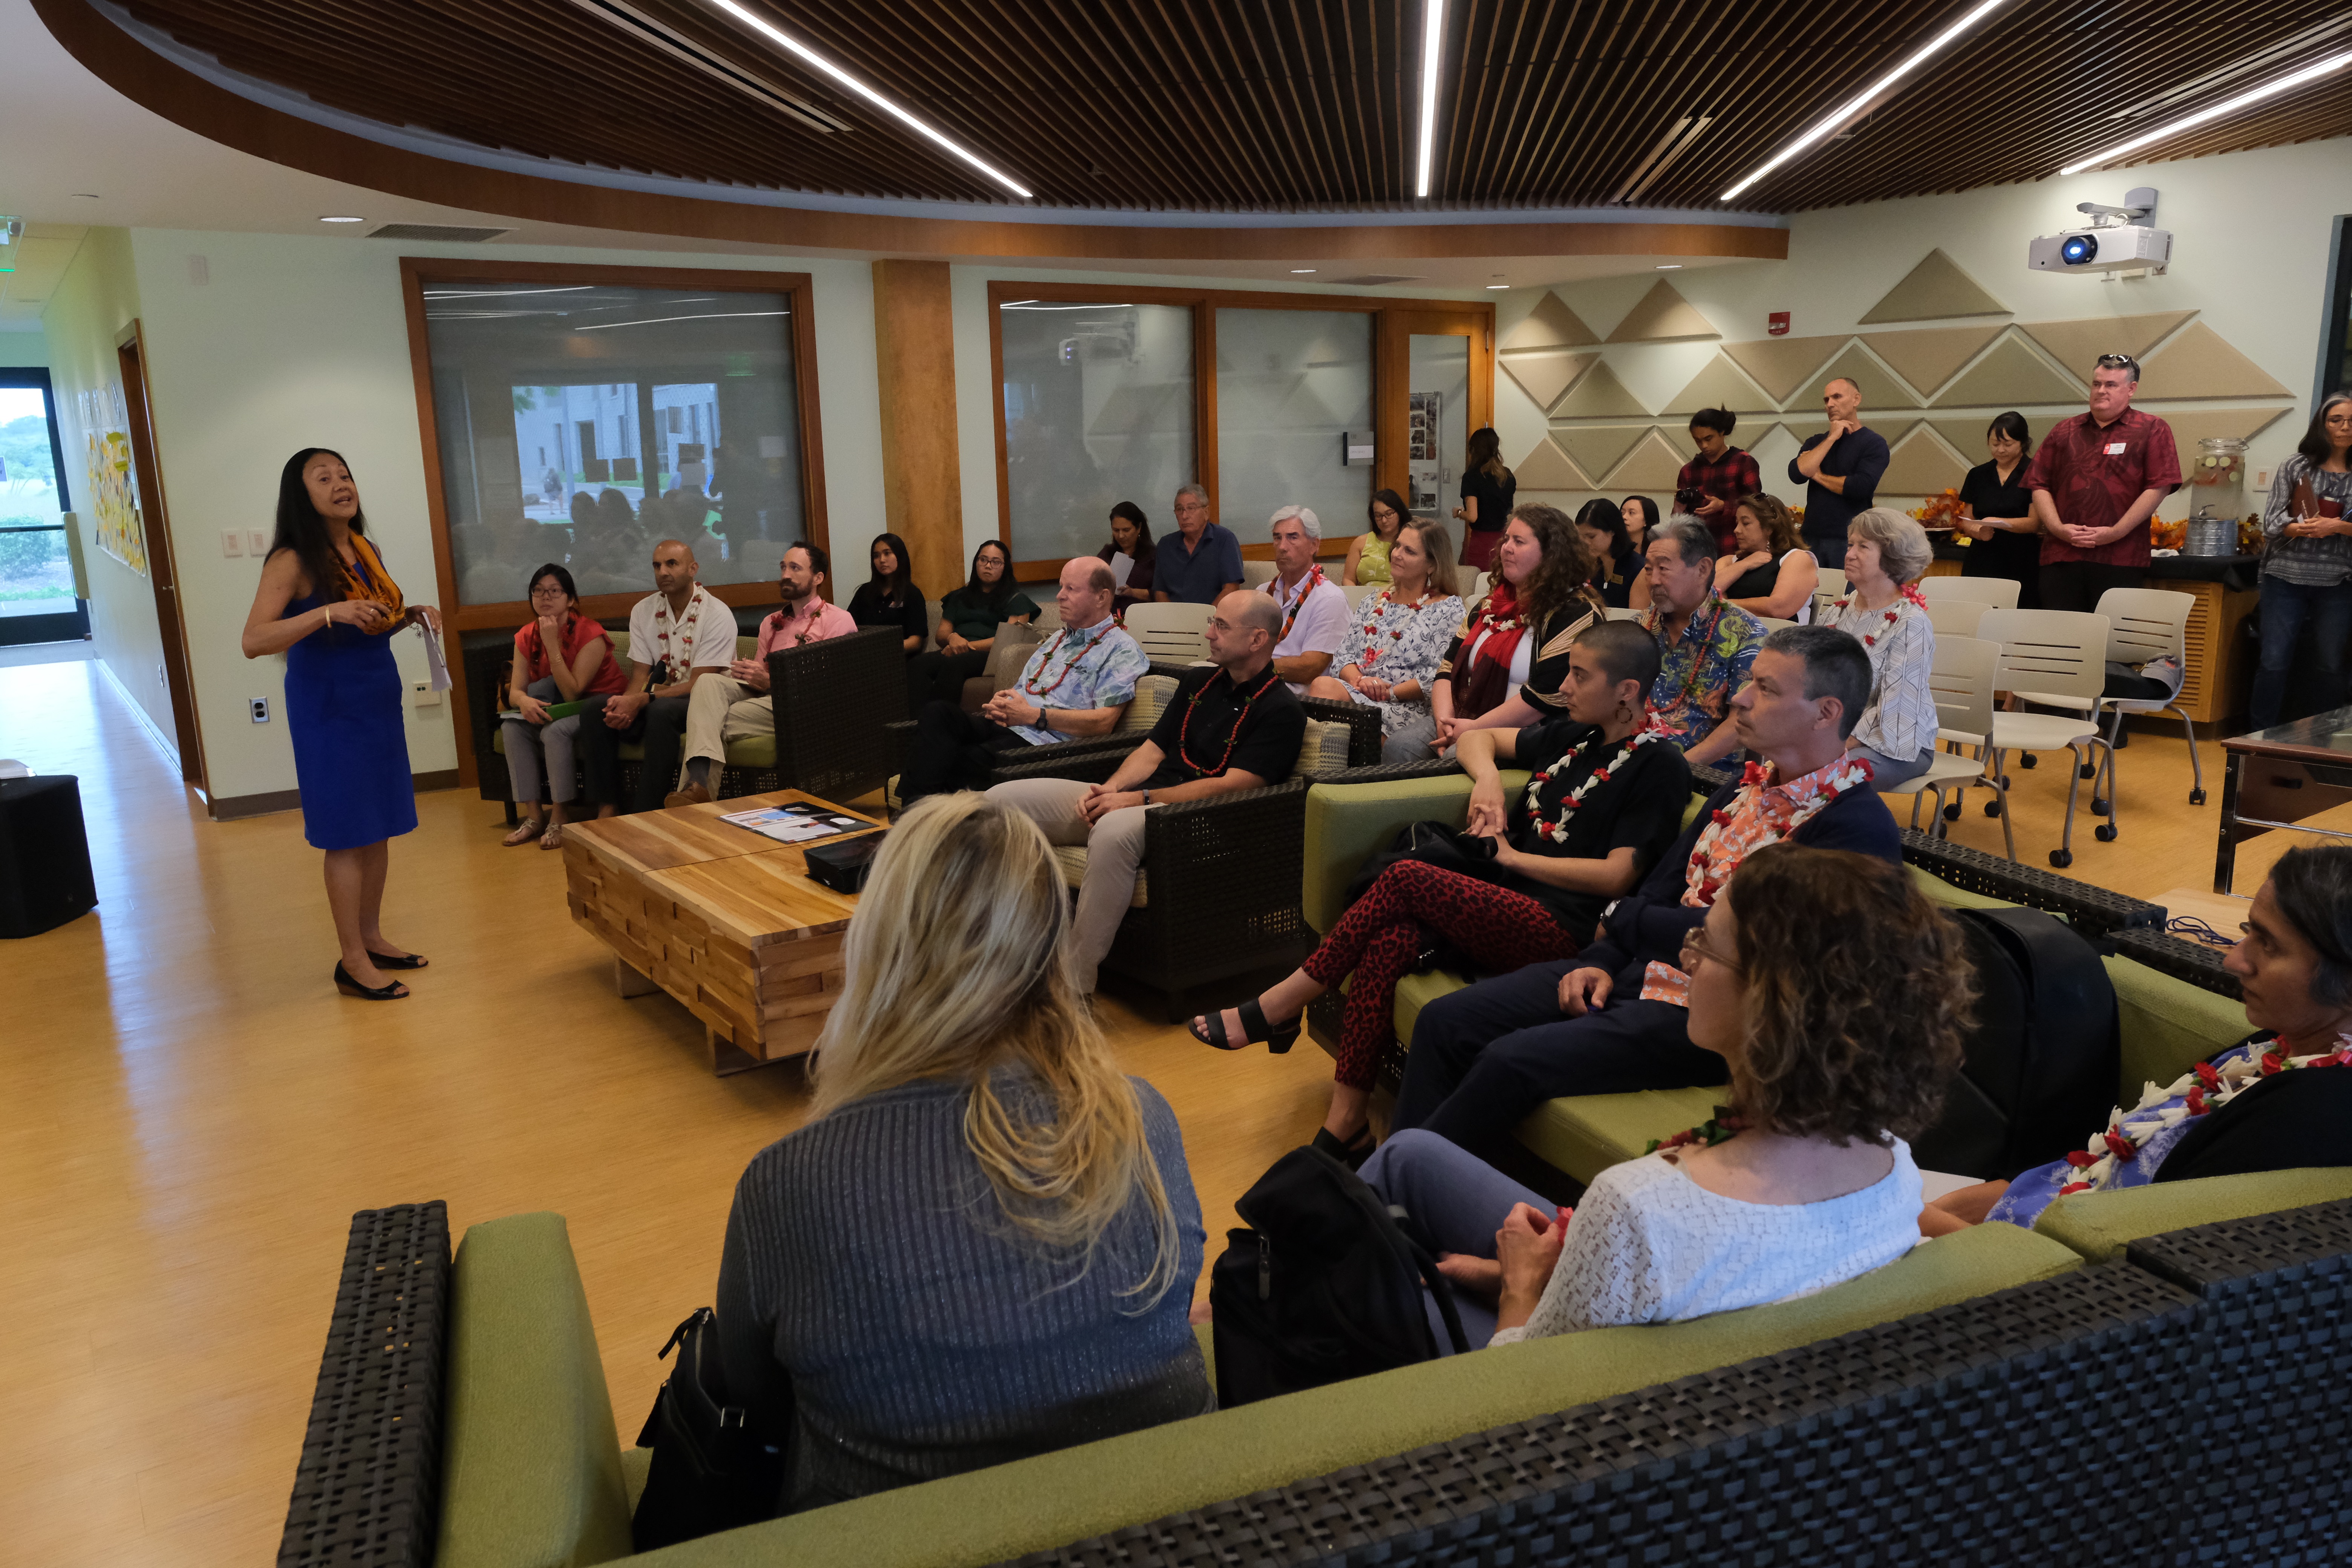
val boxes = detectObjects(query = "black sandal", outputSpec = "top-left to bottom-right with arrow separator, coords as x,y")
1190,996 -> 1300,1055
1310,1126 -> 1376,1171
366,949 -> 429,970
334,961 -> 409,1000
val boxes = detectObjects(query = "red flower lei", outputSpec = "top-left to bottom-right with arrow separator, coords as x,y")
652,588 -> 706,684
1266,564 -> 1329,643
1682,754 -> 1876,905
1829,583 -> 1928,648
1357,586 -> 1432,669
2053,1034 -> 2352,1196
1177,667 -> 1284,778
1020,623 -> 1110,698
1522,727 -> 1663,843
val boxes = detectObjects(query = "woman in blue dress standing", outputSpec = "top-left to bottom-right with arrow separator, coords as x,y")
240,448 -> 439,1000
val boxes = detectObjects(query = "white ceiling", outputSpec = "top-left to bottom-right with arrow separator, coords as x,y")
0,0 -> 1758,323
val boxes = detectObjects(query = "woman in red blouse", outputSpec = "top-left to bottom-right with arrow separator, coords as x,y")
502,562 -> 626,848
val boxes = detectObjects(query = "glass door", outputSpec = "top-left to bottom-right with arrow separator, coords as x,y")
1375,309 -> 1493,542
0,369 -> 86,647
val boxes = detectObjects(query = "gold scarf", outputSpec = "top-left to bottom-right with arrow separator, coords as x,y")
339,532 -> 405,634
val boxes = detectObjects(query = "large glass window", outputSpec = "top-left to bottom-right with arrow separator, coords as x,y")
1001,300 -> 1194,563
0,381 -> 71,622
421,280 -> 804,608
1215,308 -> 1374,544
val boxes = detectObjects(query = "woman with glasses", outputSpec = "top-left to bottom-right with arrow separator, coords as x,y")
909,539 -> 1039,711
1351,843 -> 1968,1349
499,562 -> 626,848
1346,488 -> 1412,586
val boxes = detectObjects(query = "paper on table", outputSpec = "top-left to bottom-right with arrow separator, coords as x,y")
420,625 -> 452,692
720,805 -> 864,845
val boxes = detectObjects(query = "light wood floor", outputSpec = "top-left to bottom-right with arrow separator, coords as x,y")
1,656 -> 2338,1566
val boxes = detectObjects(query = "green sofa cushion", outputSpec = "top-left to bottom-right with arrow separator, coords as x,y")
1517,1087 -> 1726,1186
2034,1168 -> 2352,1262
436,1214 -> 634,1568
2104,955 -> 2250,1096
634,1222 -> 2077,1568
1301,772 -> 1526,934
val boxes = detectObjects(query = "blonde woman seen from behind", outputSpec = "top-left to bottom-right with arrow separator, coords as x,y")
712,794 -> 1210,1516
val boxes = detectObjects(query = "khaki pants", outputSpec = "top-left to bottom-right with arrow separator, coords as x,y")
677,674 -> 775,786
988,776 -> 1155,994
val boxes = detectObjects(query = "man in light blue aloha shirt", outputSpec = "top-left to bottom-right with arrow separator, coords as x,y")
897,556 -> 1152,804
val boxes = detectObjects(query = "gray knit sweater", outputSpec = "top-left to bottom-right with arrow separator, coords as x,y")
715,1072 -> 1211,1514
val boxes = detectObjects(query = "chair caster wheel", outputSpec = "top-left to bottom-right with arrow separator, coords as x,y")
2079,763 -> 2098,780
2095,824 -> 2118,842
2021,753 -> 2038,769
1997,775 -> 2012,789
2050,848 -> 2073,868
1943,802 -> 1963,822
2190,788 -> 2207,805
2090,796 -> 2110,815
1983,800 -> 2003,818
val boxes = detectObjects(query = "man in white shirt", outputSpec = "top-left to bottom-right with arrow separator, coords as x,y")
577,538 -> 740,815
1262,505 -> 1351,695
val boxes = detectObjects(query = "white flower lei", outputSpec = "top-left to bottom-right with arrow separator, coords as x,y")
1522,728 -> 1661,844
2057,1033 -> 2352,1195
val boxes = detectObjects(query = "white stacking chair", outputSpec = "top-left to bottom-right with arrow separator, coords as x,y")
2091,586 -> 2205,809
1459,570 -> 1489,603
1924,598 -> 1988,639
1920,574 -> 2022,611
1340,582 -> 1381,609
1976,609 -> 2113,868
1121,600 -> 1213,664
1602,605 -> 1644,622
1880,635 -> 2013,859
1241,559 -> 1278,588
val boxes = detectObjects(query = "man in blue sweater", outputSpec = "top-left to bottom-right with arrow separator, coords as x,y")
1393,625 -> 1900,1164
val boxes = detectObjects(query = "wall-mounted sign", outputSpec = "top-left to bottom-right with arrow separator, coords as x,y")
1768,312 -> 1790,337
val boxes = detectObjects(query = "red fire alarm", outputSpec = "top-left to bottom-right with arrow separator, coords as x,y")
1767,312 -> 1790,337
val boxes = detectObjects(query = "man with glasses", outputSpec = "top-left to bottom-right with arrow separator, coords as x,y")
1152,481 -> 1245,605
1390,625 -> 1900,1171
2024,353 -> 2182,614
1788,376 -> 1890,571
663,541 -> 854,808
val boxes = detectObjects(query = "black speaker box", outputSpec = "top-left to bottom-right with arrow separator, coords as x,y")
0,775 -> 99,938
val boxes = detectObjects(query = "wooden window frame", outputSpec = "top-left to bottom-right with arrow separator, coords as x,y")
986,280 -> 1492,577
397,256 -> 828,634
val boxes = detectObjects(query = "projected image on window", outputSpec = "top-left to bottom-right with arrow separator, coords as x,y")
1001,301 -> 1194,562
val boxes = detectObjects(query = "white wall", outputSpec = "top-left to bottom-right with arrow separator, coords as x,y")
97,229 -> 883,804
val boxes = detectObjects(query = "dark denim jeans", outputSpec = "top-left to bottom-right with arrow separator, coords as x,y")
2251,573 -> 2352,730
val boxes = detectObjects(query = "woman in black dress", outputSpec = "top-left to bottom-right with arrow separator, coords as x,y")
1454,427 -> 1517,574
1957,412 -> 2041,608
848,530 -> 931,692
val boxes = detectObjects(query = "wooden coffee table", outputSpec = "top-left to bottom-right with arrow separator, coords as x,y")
562,790 -> 884,1074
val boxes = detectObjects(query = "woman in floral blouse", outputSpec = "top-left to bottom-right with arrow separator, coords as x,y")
1310,519 -> 1464,763
1813,508 -> 1937,792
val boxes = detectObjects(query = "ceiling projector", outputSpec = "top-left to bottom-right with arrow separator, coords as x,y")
2028,186 -> 2171,275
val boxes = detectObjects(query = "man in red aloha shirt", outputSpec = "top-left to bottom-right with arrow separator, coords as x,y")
2025,354 -> 2183,615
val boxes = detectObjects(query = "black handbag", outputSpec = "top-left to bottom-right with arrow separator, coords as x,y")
1338,820 -> 1511,975
629,1308 -> 787,1552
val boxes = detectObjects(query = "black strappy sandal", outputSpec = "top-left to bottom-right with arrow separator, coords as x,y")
1189,996 -> 1300,1055
334,961 -> 409,1000
1310,1126 -> 1376,1171
366,949 -> 429,970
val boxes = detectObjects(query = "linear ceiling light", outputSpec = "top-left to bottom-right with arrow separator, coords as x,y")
2059,49 -> 2352,175
1415,0 -> 1446,198
1720,0 -> 2007,201
698,0 -> 1032,198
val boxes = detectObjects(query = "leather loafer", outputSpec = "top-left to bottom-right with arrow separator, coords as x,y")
663,783 -> 713,810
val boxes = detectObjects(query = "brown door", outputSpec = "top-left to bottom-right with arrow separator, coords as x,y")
117,325 -> 208,790
1374,308 -> 1495,518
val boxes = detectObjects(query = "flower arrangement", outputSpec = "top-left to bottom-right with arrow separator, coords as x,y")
1908,488 -> 1964,530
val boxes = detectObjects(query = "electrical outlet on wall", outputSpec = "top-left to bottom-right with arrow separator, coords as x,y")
250,697 -> 270,723
412,681 -> 441,707
220,528 -> 242,557
248,528 -> 268,555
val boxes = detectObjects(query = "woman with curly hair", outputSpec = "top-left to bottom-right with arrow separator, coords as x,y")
1356,842 -> 1971,1349
1714,493 -> 1820,623
1429,502 -> 1604,750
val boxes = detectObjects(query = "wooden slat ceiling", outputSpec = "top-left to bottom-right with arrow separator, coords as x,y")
109,0 -> 2352,214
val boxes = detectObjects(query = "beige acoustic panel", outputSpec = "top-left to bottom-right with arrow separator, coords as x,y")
1793,343 -> 1921,412
2161,407 -> 2295,454
1926,418 -> 2006,465
1500,349 -> 1598,414
1659,351 -> 1778,416
1553,359 -> 1651,419
1501,291 -> 1602,352
2019,312 -> 2194,384
1859,324 -> 2007,402
2136,322 -> 2295,400
1604,279 -> 1719,343
1874,422 -> 1972,498
1513,435 -> 1591,491
1554,425 -> 1653,487
1721,335 -> 1848,405
1928,335 -> 2082,409
1856,248 -> 2011,324
1602,427 -> 1690,490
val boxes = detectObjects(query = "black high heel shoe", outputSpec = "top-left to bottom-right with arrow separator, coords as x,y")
365,949 -> 429,970
334,961 -> 409,1000
1190,996 -> 1299,1054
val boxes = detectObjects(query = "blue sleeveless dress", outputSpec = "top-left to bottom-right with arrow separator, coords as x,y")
283,562 -> 417,850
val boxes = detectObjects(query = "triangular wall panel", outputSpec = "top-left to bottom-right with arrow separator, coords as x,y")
1513,436 -> 1590,491
1860,325 -> 2007,401
2017,312 -> 2194,384
1501,291 -> 1602,352
1603,427 -> 1690,489
1926,418 -> 2008,465
1605,280 -> 1719,343
1552,360 -> 1651,419
1928,337 -> 2084,409
1721,336 -> 1847,404
2161,407 -> 2295,456
1793,344 -> 1921,412
1555,426 -> 1652,486
1857,248 -> 2011,324
1659,352 -> 1779,416
1874,423 -> 1971,497
1500,350 -> 1597,414
2136,322 -> 2295,400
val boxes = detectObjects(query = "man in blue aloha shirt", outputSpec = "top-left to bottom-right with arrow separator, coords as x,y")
1636,516 -> 1764,764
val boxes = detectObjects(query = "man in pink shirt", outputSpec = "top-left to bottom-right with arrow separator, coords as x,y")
667,541 -> 856,805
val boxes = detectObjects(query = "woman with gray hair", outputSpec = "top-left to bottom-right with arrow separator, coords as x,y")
1814,507 -> 1937,792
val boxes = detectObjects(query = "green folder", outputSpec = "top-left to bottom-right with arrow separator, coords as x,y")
498,700 -> 593,721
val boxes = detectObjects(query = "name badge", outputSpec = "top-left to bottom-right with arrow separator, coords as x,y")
2105,442 -> 2128,455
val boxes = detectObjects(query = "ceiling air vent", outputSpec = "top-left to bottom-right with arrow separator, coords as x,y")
368,223 -> 512,243
1329,274 -> 1424,287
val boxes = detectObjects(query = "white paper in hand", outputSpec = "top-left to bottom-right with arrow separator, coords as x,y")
420,625 -> 453,692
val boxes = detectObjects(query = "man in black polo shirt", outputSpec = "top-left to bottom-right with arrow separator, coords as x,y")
992,591 -> 1305,993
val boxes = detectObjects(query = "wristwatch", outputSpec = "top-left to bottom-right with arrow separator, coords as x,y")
1141,789 -> 1152,805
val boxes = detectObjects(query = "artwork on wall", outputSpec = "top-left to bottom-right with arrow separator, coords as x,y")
76,385 -> 144,576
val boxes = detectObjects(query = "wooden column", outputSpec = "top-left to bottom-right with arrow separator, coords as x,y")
870,260 -> 963,595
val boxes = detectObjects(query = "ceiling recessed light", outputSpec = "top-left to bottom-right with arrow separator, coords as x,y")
1290,268 -> 1317,274
2058,49 -> 2352,175
1485,284 -> 1510,290
1656,264 -> 1683,270
1415,0 -> 1447,198
319,216 -> 366,224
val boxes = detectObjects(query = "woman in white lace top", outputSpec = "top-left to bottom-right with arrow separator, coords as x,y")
1357,841 -> 1971,1349
1814,508 -> 1938,793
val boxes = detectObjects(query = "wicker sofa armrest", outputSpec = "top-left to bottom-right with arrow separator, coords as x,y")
991,746 -> 1134,786
2108,925 -> 2240,1000
1297,694 -> 1383,767
1900,828 -> 2165,936
1139,778 -> 1313,969
767,628 -> 900,803
462,639 -> 516,801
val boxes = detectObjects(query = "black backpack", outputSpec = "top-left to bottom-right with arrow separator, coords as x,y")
1913,907 -> 2120,1181
1209,1146 -> 1468,1407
